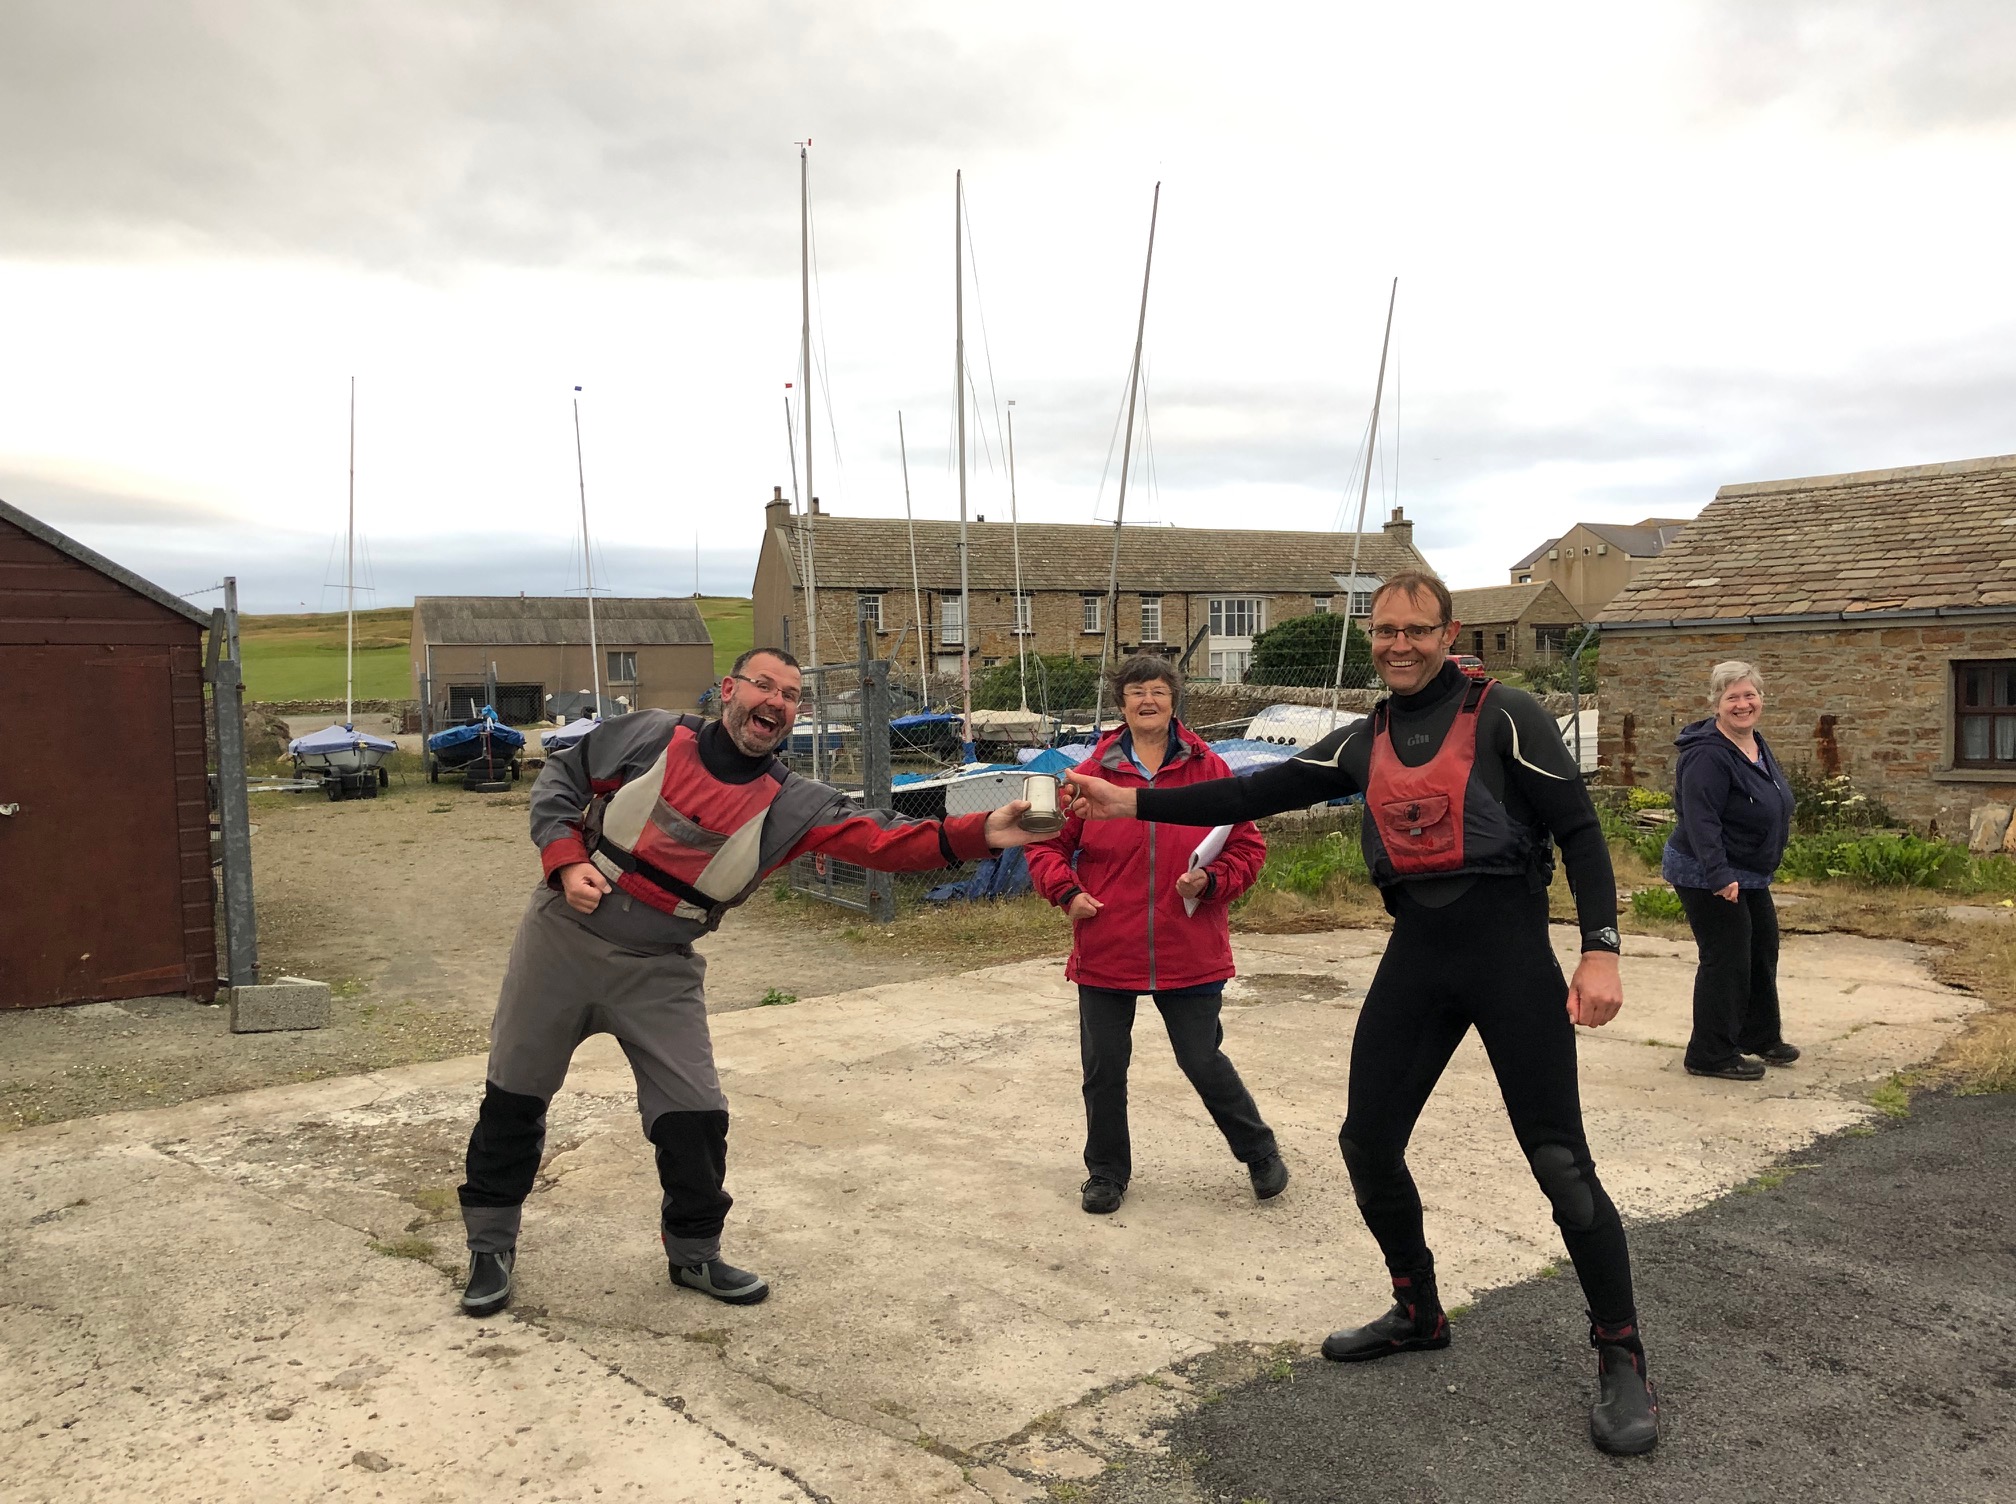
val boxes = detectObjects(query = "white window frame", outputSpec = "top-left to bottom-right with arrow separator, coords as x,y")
857,592 -> 883,632
1139,596 -> 1163,642
1310,595 -> 1332,615
1013,593 -> 1034,635
1081,594 -> 1103,634
1207,596 -> 1265,639
939,596 -> 964,647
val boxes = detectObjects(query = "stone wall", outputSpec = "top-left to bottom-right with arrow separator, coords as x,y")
251,697 -> 423,729
1598,620 -> 2016,837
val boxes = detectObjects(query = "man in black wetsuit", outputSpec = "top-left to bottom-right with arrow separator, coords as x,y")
1063,571 -> 1658,1456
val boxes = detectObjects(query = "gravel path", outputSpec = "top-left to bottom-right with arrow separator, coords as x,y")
1172,1090 -> 2015,1504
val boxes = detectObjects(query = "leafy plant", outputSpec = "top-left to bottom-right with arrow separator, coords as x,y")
1784,764 -> 1893,834
1521,637 -> 1598,696
1255,831 -> 1368,895
757,988 -> 799,1007
1625,788 -> 1673,812
1781,832 -> 1962,888
1630,886 -> 1684,920
1245,612 -> 1372,688
974,653 -> 1102,713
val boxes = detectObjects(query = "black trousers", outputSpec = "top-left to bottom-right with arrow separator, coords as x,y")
1078,982 -> 1278,1186
1341,879 -> 1636,1328
1676,885 -> 1784,1070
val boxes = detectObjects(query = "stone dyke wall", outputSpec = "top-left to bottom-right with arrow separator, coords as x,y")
1598,620 -> 2016,838
1183,680 -> 1594,723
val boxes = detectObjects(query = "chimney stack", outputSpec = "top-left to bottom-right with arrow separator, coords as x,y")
810,495 -> 822,516
1383,504 -> 1414,552
765,485 -> 790,531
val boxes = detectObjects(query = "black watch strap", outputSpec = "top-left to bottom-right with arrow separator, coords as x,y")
1582,925 -> 1621,954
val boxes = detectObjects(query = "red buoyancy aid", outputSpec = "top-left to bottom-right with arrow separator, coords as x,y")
1361,677 -> 1540,886
581,717 -> 816,928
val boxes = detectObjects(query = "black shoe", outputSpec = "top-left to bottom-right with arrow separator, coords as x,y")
461,1250 -> 514,1317
672,1258 -> 770,1305
1754,1042 -> 1801,1067
1685,1056 -> 1766,1081
1590,1343 -> 1660,1455
1249,1153 -> 1291,1201
1322,1272 -> 1450,1363
1081,1176 -> 1126,1214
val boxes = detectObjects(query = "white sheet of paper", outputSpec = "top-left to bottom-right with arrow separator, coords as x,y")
1183,824 -> 1233,916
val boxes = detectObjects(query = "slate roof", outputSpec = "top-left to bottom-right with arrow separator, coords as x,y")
1598,454 -> 2016,626
1582,521 -> 1688,557
414,596 -> 712,646
0,496 -> 213,627
1511,537 -> 1559,571
769,516 -> 1430,593
1449,581 -> 1582,625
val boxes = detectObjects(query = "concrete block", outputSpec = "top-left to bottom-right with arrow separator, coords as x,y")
228,976 -> 331,1033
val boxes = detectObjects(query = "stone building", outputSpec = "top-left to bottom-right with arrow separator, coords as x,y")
409,596 -> 714,724
1595,454 -> 2016,835
1447,582 -> 1584,672
749,489 -> 1433,687
1511,518 -> 1690,616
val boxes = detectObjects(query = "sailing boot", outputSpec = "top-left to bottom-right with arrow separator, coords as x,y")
1588,1317 -> 1660,1456
1321,1267 -> 1450,1363
460,1249 -> 514,1318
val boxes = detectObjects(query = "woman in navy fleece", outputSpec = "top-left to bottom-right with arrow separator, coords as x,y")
1662,661 -> 1799,1082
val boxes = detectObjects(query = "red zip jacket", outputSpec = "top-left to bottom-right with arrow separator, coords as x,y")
1025,721 -> 1266,992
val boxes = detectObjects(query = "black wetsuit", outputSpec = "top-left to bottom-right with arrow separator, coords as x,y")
1135,662 -> 1635,1328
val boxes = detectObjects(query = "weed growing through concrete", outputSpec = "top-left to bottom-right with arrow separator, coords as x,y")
1630,886 -> 1685,921
1871,1076 -> 1912,1118
369,1235 -> 436,1260
758,989 -> 798,1007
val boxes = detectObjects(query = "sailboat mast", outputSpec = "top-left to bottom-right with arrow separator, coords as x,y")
1331,277 -> 1398,715
345,375 -> 355,726
955,170 -> 972,755
1007,399 -> 1027,712
897,411 -> 930,708
800,143 -> 820,676
1094,181 -> 1160,735
574,390 -> 602,717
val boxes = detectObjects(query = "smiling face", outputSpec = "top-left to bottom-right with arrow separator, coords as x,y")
720,652 -> 802,756
1368,586 -> 1459,696
1715,678 -> 1763,737
1119,675 -> 1175,741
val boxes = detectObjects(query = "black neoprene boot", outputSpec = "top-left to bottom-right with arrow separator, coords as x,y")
1321,1268 -> 1450,1363
461,1250 -> 514,1318
1588,1319 -> 1659,1456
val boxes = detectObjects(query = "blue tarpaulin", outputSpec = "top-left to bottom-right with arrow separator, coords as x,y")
923,846 -> 1033,903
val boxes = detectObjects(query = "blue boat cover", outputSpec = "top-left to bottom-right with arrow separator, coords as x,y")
428,707 -> 527,756
1209,738 -> 1295,776
890,711 -> 962,730
540,718 -> 598,752
924,847 -> 1033,904
289,723 -> 397,756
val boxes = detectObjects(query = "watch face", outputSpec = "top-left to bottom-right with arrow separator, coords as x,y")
1591,927 -> 1620,949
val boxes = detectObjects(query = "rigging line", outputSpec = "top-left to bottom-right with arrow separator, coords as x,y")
963,357 -> 1001,478
805,166 -> 845,501
1090,363 -> 1133,521
958,178 -> 1012,481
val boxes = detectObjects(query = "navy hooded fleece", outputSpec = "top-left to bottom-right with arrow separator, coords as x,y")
1661,718 -> 1795,892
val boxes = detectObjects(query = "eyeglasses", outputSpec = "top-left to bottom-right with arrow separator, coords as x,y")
1369,623 -> 1449,643
729,673 -> 802,706
1121,684 -> 1173,701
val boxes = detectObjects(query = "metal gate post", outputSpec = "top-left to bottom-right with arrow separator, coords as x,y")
862,652 -> 895,924
209,591 -> 259,986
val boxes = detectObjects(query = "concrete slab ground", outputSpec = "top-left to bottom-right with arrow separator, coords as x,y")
1,925 -> 1975,1503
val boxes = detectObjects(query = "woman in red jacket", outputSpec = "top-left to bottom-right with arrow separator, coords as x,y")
1026,654 -> 1283,1215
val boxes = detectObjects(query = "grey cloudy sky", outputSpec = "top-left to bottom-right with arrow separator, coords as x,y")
2,0 -> 2012,613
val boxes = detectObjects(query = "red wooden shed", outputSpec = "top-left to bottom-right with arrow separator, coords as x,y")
0,497 -> 218,1009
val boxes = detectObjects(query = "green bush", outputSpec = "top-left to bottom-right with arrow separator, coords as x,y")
1254,830 -> 1368,895
1784,765 -> 1892,834
973,654 -> 1101,713
1958,854 -> 2016,895
1245,613 -> 1372,688
1598,806 -> 1671,868
1625,788 -> 1673,812
1631,886 -> 1685,920
1521,639 -> 1598,696
1779,831 -> 1965,888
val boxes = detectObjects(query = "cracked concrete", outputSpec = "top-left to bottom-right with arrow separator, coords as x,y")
0,925 -> 1976,1502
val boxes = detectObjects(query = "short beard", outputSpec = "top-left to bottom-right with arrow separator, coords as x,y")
724,701 -> 784,757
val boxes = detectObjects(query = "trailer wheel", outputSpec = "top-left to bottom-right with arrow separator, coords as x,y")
510,759 -> 522,783
427,755 -> 439,784
325,779 -> 342,802
377,766 -> 390,789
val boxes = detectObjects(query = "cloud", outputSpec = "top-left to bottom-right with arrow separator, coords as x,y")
0,0 -> 1085,271
1692,0 -> 2016,131
0,467 -> 237,527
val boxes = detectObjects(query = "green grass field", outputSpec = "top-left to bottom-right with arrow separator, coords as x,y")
237,599 -> 754,701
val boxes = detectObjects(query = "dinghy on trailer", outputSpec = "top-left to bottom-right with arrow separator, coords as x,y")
427,705 -> 526,791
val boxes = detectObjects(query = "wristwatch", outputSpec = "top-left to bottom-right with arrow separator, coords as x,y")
1583,926 -> 1621,954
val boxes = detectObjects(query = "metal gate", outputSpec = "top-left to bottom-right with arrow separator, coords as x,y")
781,646 -> 896,922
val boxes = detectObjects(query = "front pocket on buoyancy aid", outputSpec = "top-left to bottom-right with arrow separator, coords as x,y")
1375,792 -> 1455,860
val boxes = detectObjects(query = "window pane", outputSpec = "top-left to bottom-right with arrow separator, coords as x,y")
1014,595 -> 1033,631
940,599 -> 963,646
1140,598 -> 1162,641
1961,716 -> 1990,760
1311,596 -> 1331,614
2000,718 -> 2016,762
1998,668 -> 2016,708
1082,596 -> 1102,633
